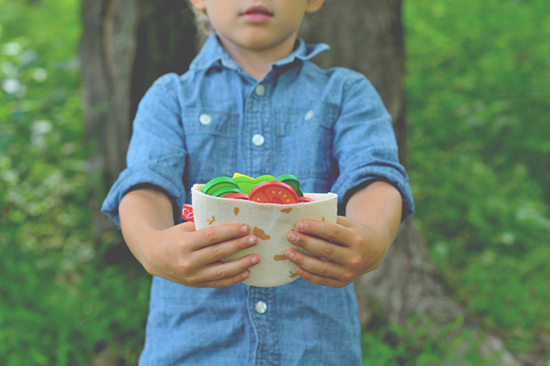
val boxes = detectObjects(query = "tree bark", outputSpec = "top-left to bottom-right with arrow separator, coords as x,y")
80,0 -> 197,362
80,0 -> 139,192
301,1 -> 521,364
80,0 -> 196,241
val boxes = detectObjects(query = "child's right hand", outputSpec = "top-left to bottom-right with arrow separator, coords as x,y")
141,222 -> 260,288
119,188 -> 260,288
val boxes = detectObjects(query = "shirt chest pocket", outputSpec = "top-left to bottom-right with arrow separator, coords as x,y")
275,102 -> 339,180
182,108 -> 238,182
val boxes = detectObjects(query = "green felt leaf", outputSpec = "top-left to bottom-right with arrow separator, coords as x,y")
232,174 -> 275,194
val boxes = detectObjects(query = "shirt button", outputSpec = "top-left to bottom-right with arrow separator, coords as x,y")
255,84 -> 266,96
255,301 -> 267,314
199,114 -> 211,125
305,110 -> 314,121
252,134 -> 265,146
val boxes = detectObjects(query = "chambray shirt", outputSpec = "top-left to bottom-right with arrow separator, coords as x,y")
102,34 -> 414,366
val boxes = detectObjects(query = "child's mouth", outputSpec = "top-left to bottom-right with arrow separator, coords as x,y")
241,5 -> 273,22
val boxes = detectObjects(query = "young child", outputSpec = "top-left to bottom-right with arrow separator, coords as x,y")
101,0 -> 414,364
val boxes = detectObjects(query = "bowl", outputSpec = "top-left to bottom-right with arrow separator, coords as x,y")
191,184 -> 337,287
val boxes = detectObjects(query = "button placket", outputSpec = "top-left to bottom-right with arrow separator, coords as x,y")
243,80 -> 272,175
248,286 -> 281,365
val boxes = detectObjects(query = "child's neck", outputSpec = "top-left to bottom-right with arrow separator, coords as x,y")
217,33 -> 298,81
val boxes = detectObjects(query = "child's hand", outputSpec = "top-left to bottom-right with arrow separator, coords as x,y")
120,189 -> 261,289
141,222 -> 260,288
284,217 -> 388,288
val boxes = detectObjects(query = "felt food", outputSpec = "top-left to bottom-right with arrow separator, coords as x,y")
249,181 -> 299,204
232,173 -> 275,195
223,192 -> 249,200
231,173 -> 304,197
275,174 -> 304,197
191,184 -> 337,287
182,204 -> 195,222
201,177 -> 241,197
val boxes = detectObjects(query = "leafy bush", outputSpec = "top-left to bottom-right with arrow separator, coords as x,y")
1,0 -> 549,364
0,242 -> 149,365
0,0 -> 149,364
406,0 -> 550,359
362,315 -> 505,366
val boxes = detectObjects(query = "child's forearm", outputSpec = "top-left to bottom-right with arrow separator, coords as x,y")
119,189 -> 175,267
345,181 -> 403,249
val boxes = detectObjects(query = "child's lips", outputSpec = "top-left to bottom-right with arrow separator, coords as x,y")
241,5 -> 273,23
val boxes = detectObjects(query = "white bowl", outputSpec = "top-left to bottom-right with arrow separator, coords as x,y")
191,184 -> 337,287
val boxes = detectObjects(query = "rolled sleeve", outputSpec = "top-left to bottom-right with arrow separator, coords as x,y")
331,76 -> 414,221
101,74 -> 187,225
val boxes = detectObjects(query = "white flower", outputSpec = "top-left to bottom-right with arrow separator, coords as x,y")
1,62 -> 18,78
33,68 -> 47,82
2,42 -> 22,56
1,78 -> 21,94
32,120 -> 53,135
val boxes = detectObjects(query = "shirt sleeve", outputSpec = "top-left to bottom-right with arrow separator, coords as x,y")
101,74 -> 187,226
331,74 -> 414,221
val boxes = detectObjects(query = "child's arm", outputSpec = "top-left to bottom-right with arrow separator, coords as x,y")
119,188 -> 260,288
284,181 -> 402,288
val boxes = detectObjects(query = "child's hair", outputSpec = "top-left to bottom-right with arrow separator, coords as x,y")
185,0 -> 214,36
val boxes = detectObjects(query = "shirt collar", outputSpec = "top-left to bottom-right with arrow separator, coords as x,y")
189,33 -> 330,72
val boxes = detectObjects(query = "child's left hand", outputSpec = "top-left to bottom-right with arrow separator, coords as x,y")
284,217 -> 389,288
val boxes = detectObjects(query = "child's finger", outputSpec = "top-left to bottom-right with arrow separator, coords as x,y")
201,270 -> 251,288
284,248 -> 350,284
295,219 -> 356,248
178,221 -> 198,231
286,230 -> 348,264
193,235 -> 258,267
190,223 -> 251,249
294,266 -> 348,289
197,254 -> 260,286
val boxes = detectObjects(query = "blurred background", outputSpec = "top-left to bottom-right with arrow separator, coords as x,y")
0,0 -> 549,365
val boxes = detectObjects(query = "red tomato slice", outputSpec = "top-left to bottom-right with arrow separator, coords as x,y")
249,181 -> 299,204
298,196 -> 314,203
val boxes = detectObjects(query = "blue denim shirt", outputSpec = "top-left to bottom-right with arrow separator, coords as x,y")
102,34 -> 414,366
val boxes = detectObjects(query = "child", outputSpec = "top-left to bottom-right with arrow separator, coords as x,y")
101,0 -> 414,364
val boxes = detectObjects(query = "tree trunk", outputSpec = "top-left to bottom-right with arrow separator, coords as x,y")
80,0 -> 196,242
301,1 -> 521,364
80,0 -> 197,362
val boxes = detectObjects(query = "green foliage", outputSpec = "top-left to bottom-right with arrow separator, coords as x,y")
1,0 -> 549,364
406,0 -> 550,192
0,0 -> 87,273
0,242 -> 149,365
0,0 -> 149,364
406,0 -> 550,360
362,316 -> 505,366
